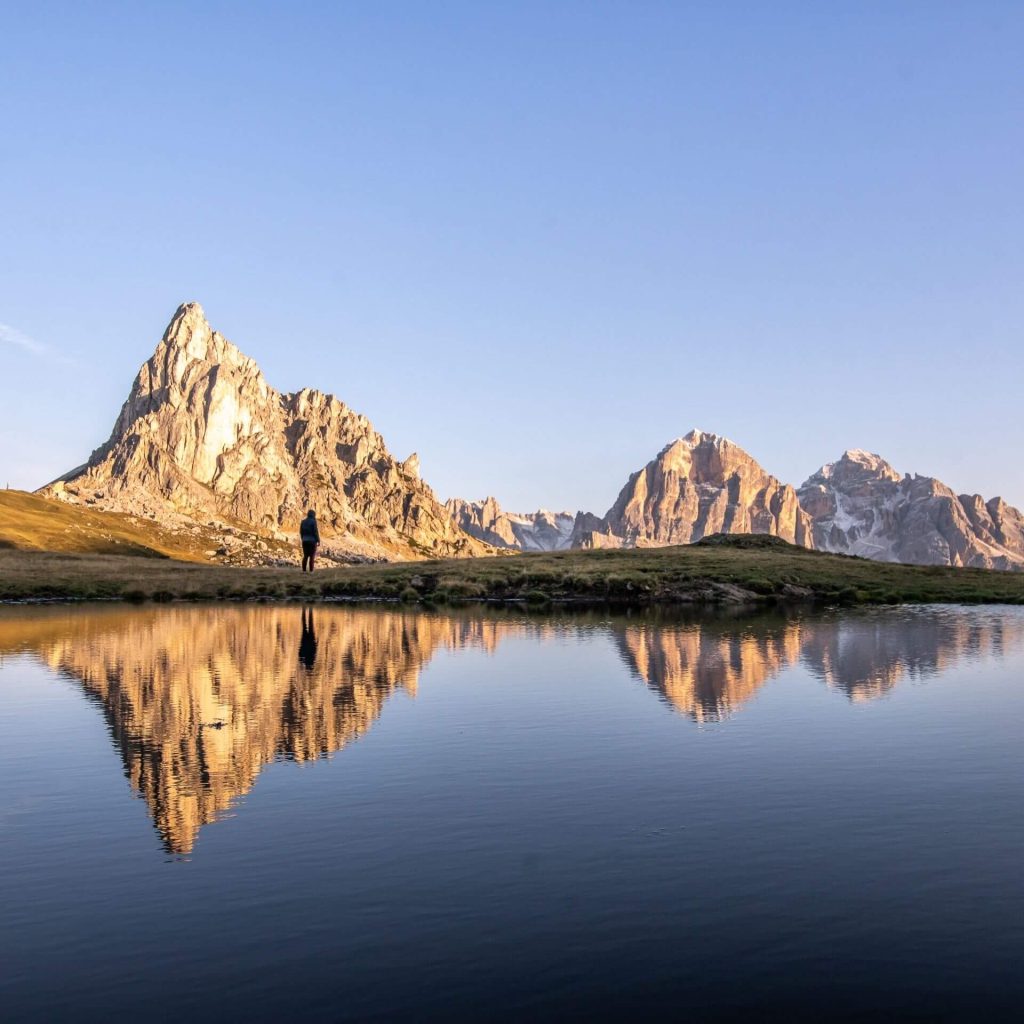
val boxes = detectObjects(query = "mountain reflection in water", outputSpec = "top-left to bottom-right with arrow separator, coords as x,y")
620,609 -> 1020,719
0,604 -> 1018,854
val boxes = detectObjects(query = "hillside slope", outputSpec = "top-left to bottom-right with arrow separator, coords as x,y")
0,490 -> 293,565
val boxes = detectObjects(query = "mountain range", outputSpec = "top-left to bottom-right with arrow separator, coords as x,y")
40,303 -> 1024,571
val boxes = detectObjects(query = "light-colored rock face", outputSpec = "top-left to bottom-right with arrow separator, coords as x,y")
446,496 -> 576,551
576,430 -> 814,550
798,450 -> 1024,570
41,303 -> 489,562
35,304 -> 1023,572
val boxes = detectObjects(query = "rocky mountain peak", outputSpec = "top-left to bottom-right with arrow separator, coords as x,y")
662,429 -> 726,456
580,432 -> 813,549
401,453 -> 421,479
166,300 -> 208,335
838,449 -> 901,481
803,450 -> 902,497
797,451 -> 1024,570
682,427 -> 724,446
42,303 -> 489,563
143,302 -> 264,407
161,301 -> 223,359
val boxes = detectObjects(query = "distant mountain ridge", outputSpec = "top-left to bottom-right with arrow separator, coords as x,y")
445,497 -> 576,552
452,431 -> 814,554
36,301 -> 1024,571
451,433 -> 1024,570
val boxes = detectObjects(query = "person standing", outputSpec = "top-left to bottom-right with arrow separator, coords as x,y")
299,509 -> 320,572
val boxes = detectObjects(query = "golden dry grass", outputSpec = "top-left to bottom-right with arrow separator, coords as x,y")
0,489 -> 212,561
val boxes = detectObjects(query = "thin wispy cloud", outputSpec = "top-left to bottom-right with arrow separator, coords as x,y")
0,322 -> 74,364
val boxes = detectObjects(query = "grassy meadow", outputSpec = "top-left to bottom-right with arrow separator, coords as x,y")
2,533 -> 1023,607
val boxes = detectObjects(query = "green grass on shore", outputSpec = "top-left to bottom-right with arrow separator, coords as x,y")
2,535 -> 1023,607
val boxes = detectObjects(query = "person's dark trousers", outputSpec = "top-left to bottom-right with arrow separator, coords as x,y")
302,541 -> 317,572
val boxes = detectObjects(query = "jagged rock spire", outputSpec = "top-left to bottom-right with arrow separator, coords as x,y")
42,303 -> 489,562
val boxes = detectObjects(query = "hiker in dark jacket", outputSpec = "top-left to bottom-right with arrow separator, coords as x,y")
299,510 -> 320,572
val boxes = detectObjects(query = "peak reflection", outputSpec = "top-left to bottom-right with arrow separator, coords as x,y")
615,616 -> 803,722
1,605 -> 1018,853
0,606 -> 504,854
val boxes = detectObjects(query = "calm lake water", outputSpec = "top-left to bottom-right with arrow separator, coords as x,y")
1,603 -> 1022,1021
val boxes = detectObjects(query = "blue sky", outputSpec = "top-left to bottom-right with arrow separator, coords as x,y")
2,1 -> 1022,513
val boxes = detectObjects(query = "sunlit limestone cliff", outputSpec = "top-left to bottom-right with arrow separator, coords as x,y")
798,449 -> 1024,570
573,430 -> 814,550
40,303 -> 490,564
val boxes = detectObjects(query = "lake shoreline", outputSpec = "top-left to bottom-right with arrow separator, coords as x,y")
3,536 -> 1023,607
